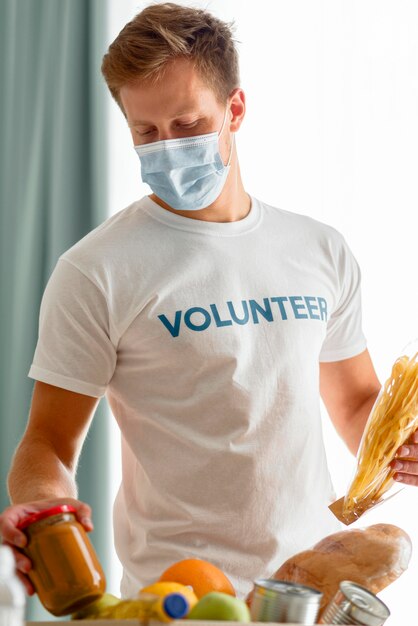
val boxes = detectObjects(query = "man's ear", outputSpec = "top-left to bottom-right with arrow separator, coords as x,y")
228,87 -> 246,132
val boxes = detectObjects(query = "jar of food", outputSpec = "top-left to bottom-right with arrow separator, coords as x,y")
17,504 -> 106,616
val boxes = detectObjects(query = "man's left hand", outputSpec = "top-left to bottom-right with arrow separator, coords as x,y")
390,429 -> 418,486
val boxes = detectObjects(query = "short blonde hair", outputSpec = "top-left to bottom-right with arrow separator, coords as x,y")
101,2 -> 240,116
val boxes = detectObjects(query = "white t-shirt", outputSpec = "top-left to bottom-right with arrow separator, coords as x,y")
28,193 -> 367,599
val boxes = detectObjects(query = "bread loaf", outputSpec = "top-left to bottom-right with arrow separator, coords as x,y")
246,524 -> 412,614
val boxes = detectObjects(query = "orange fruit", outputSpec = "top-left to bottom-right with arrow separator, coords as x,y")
158,558 -> 236,598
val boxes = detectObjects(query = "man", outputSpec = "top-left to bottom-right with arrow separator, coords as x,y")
1,2 -> 417,602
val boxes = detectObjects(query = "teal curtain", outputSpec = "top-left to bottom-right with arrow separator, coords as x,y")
0,1 -> 111,620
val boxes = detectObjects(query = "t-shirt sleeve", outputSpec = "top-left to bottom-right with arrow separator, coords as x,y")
28,258 -> 118,397
319,234 -> 368,362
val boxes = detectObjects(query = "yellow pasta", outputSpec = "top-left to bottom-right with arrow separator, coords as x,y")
342,351 -> 418,523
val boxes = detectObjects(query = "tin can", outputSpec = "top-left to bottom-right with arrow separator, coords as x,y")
250,578 -> 322,624
319,581 -> 390,625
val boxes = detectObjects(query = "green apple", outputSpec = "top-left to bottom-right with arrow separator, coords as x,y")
71,593 -> 120,619
187,592 -> 251,622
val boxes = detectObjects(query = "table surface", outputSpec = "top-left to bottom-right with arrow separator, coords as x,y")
26,619 -> 348,626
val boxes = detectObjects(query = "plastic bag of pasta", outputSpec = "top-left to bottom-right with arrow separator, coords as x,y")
329,344 -> 418,525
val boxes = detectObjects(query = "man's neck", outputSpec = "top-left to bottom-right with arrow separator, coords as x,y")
149,190 -> 251,223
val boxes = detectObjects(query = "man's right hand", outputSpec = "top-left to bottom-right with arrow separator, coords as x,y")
0,497 -> 94,595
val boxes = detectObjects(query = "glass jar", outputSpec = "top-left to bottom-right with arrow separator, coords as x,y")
17,504 -> 106,616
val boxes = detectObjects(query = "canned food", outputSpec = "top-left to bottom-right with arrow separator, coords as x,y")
250,578 -> 322,624
319,581 -> 390,625
17,505 -> 106,616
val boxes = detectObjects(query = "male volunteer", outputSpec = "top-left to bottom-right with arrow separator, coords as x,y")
2,2 -> 418,601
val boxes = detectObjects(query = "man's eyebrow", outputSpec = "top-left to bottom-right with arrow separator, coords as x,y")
129,110 -> 200,126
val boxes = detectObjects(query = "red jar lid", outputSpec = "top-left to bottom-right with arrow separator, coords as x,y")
17,505 -> 77,530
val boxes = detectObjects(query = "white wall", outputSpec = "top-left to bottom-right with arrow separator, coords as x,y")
104,2 -> 418,623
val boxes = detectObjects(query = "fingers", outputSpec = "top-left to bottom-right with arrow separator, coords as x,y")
16,569 -> 35,596
4,543 -> 32,573
47,498 -> 95,531
392,442 -> 418,486
245,589 -> 253,608
73,502 -> 94,532
392,459 -> 418,475
0,507 -> 27,548
391,445 -> 418,484
31,497 -> 94,531
395,443 -> 418,458
393,471 -> 418,486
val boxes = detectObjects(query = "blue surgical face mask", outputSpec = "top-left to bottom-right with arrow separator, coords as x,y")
133,106 -> 234,211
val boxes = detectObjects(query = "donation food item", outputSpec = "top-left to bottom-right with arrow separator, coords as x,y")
330,350 -> 418,524
17,504 -> 106,616
187,591 -> 251,622
72,592 -> 189,622
318,581 -> 390,625
158,558 -> 236,598
250,579 -> 322,625
248,524 -> 411,616
71,593 -> 120,619
139,581 -> 198,610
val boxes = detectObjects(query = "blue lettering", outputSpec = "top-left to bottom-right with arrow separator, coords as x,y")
304,296 -> 320,320
271,297 -> 289,320
227,300 -> 249,325
158,294 -> 327,336
210,304 -> 233,327
318,297 -> 328,321
184,307 -> 211,331
158,311 -> 182,337
289,296 -> 308,319
249,298 -> 273,324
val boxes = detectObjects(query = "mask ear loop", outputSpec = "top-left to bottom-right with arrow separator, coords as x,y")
218,106 -> 229,137
219,106 -> 234,168
226,132 -> 235,167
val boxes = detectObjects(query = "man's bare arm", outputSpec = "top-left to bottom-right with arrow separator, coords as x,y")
8,380 -> 99,503
320,349 -> 381,456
